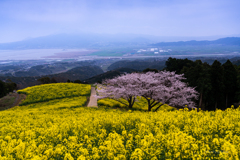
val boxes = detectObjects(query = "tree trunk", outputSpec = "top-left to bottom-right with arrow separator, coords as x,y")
198,92 -> 203,109
128,97 -> 133,108
154,104 -> 164,112
226,93 -> 228,109
142,96 -> 161,112
129,104 -> 133,108
147,99 -> 152,111
148,105 -> 151,111
128,96 -> 135,109
202,103 -> 205,111
142,96 -> 153,111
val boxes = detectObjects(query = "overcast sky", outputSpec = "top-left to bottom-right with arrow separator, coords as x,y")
0,0 -> 240,43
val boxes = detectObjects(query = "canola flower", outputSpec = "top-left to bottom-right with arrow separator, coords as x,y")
17,83 -> 91,105
98,97 -> 176,111
0,83 -> 239,159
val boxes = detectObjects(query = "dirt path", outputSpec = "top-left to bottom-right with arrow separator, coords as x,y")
14,94 -> 26,107
87,87 -> 98,108
10,93 -> 26,108
11,93 -> 20,107
0,93 -> 26,110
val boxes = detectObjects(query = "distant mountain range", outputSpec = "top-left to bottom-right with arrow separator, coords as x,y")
0,33 -> 239,49
151,37 -> 240,46
0,34 -> 153,49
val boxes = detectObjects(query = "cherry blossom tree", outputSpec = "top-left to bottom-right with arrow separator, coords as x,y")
97,73 -> 141,108
138,71 -> 198,111
97,71 -> 198,111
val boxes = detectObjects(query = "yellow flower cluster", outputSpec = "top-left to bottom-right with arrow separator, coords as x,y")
98,97 -> 176,111
17,83 -> 91,105
98,98 -> 126,108
0,84 -> 239,159
13,96 -> 88,111
1,106 -> 240,159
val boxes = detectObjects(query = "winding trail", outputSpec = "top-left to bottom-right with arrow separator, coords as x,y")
11,93 -> 20,107
87,87 -> 98,108
11,93 -> 26,108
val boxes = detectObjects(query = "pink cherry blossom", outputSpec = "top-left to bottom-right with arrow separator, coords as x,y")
97,71 -> 198,111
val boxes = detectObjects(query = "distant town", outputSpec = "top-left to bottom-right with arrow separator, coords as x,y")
123,48 -> 172,56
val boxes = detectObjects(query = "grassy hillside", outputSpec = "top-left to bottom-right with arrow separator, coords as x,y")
50,65 -> 104,81
85,68 -> 138,84
0,65 -> 104,89
107,60 -> 166,71
0,83 -> 240,159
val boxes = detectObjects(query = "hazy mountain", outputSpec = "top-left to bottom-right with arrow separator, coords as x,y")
151,37 -> 240,47
0,33 -> 237,50
0,33 -> 155,49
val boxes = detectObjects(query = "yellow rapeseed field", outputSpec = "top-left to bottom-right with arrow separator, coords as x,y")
0,83 -> 239,159
17,83 -> 91,105
98,97 -> 176,111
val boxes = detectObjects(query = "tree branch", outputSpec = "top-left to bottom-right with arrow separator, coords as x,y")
110,98 -> 128,107
154,104 -> 164,112
151,101 -> 161,108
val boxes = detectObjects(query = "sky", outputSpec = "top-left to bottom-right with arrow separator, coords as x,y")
0,0 -> 240,43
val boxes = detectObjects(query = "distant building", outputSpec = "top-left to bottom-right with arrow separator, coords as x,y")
154,52 -> 159,54
150,48 -> 155,51
123,53 -> 131,56
138,49 -> 147,52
